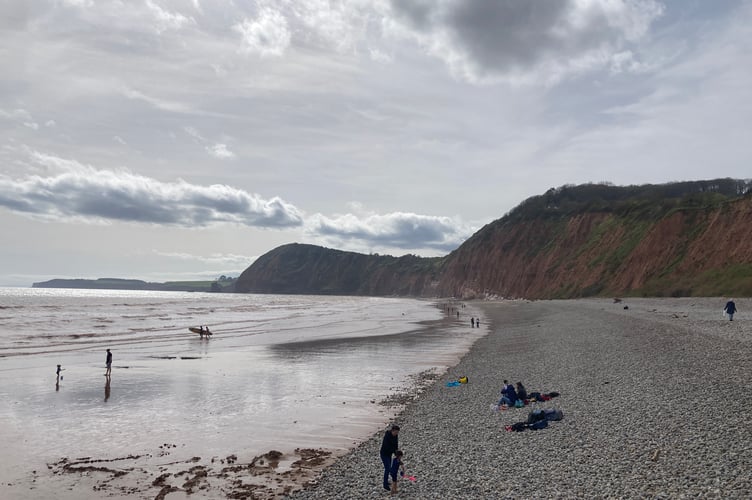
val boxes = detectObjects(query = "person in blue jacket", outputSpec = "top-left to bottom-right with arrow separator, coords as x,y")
724,300 -> 737,321
389,450 -> 405,494
498,382 -> 518,407
380,425 -> 400,491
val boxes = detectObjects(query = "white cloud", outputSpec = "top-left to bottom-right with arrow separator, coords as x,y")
206,143 -> 235,159
369,48 -> 392,63
1,108 -> 40,130
0,108 -> 33,120
234,8 -> 291,57
184,128 -> 235,158
60,0 -> 93,7
0,151 -> 303,228
306,210 -> 474,253
122,87 -> 193,114
45,119 -> 57,127
145,0 -> 194,33
183,126 -> 205,141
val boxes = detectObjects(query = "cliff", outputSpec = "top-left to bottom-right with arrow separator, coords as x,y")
235,179 -> 752,299
235,244 -> 443,295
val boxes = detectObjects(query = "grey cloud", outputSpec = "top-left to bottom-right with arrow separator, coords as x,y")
388,0 -> 664,83
0,153 -> 303,228
306,211 -> 473,253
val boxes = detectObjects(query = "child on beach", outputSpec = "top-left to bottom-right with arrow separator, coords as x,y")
389,450 -> 405,495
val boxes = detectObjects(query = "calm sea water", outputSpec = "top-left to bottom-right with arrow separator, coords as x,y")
0,288 -> 484,492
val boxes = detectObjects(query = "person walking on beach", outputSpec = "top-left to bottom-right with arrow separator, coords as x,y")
471,317 -> 475,328
105,348 -> 112,376
380,425 -> 399,491
56,364 -> 63,391
724,300 -> 737,321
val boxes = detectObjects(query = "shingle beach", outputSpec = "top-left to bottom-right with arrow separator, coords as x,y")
290,298 -> 752,499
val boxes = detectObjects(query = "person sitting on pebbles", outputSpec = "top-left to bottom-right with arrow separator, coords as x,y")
498,381 -> 518,407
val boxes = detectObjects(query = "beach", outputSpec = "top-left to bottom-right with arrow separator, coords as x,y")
0,290 -> 486,499
291,298 -> 752,499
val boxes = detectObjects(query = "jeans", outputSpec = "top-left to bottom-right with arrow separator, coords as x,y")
381,453 -> 392,489
498,396 -> 513,406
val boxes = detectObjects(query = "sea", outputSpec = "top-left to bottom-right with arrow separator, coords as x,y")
0,287 -> 485,494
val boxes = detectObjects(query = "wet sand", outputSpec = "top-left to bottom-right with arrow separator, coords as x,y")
0,297 -> 487,499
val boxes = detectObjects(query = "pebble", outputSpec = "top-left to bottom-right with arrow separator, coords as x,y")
289,298 -> 752,499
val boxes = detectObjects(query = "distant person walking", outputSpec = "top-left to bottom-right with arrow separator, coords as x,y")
724,300 -> 737,321
471,317 -> 475,328
379,425 -> 400,491
105,349 -> 112,376
56,364 -> 63,391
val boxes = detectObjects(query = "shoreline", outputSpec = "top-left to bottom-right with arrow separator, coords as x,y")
1,299 -> 488,499
290,297 -> 751,498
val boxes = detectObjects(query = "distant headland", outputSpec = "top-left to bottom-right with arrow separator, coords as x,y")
32,276 -> 237,293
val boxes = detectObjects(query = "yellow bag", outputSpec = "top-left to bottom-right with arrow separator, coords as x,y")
458,376 -> 468,384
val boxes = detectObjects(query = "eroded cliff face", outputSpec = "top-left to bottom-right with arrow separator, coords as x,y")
435,197 -> 752,299
236,196 -> 752,299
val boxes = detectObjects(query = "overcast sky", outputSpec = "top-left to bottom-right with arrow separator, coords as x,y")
1,0 -> 751,286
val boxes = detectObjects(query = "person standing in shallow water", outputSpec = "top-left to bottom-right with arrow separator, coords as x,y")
380,425 -> 399,491
724,300 -> 737,321
105,348 -> 112,376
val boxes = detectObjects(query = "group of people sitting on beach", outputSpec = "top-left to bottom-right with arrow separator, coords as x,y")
496,379 -> 559,409
498,380 -> 527,407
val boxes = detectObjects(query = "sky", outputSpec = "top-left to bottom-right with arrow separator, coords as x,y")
1,0 -> 751,287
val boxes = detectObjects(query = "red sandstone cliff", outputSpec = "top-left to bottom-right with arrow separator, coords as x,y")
236,181 -> 752,299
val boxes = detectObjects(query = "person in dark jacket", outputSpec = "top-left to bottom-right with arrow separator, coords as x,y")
380,425 -> 400,491
724,300 -> 737,321
498,383 -> 518,407
105,349 -> 112,377
516,382 -> 528,403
